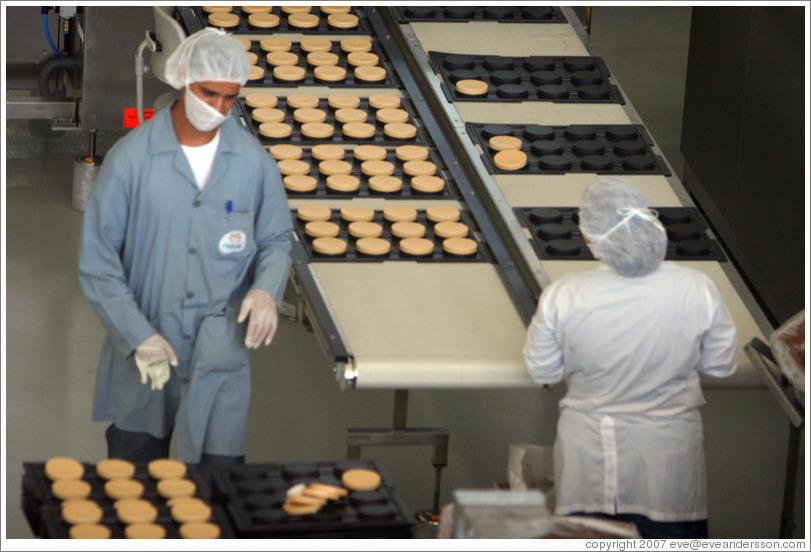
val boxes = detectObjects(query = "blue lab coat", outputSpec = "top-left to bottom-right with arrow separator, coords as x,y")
79,104 -> 292,462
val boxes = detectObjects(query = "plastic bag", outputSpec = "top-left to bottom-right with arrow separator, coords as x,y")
768,309 -> 805,406
507,444 -> 555,511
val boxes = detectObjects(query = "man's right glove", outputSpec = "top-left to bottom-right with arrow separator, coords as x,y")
134,334 -> 179,391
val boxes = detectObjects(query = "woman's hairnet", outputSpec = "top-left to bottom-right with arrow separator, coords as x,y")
164,28 -> 250,89
578,177 -> 667,277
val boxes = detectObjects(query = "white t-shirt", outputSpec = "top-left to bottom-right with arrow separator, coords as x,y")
181,131 -> 220,190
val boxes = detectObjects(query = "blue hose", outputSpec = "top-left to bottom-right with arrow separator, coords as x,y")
43,13 -> 66,57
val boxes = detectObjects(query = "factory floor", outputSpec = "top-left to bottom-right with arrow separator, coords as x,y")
3,7 -> 806,542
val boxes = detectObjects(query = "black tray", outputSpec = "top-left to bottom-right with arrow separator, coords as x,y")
391,6 -> 567,24
210,460 -> 413,538
195,6 -> 371,35
238,97 -> 429,147
429,52 -> 624,104
466,123 -> 670,176
277,146 -> 459,200
292,207 -> 493,264
514,206 -> 727,262
244,39 -> 400,89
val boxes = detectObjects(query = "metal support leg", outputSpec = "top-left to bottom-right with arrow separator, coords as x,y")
779,421 -> 801,538
347,389 -> 449,524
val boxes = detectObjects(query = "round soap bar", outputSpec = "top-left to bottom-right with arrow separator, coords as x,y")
70,523 -> 111,539
125,523 -> 166,539
301,122 -> 335,139
288,12 -> 320,28
293,108 -> 327,124
427,205 -> 461,222
341,205 -> 375,222
361,159 -> 395,177
252,107 -> 285,123
202,6 -> 233,13
148,459 -> 187,480
307,51 -> 339,66
305,220 -> 341,238
398,238 -> 434,257
248,13 -> 279,28
157,478 -> 196,499
328,94 -> 361,109
395,145 -> 430,161
297,205 -> 332,221
246,51 -> 258,65
335,108 -> 367,124
301,37 -> 333,53
326,174 -> 360,192
208,12 -> 240,27
356,237 -> 391,256
368,94 -> 401,110
348,221 -> 383,238
455,79 -> 488,96
260,37 -> 292,52
45,457 -> 84,481
287,93 -> 320,109
311,144 -> 345,161
248,65 -> 266,81
171,501 -> 213,523
241,6 -> 272,14
273,66 -> 305,82
434,221 -> 469,238
443,237 -> 478,256
62,499 -> 104,524
369,175 -> 402,193
96,458 -> 135,479
321,5 -> 351,14
391,221 -> 426,239
376,108 -> 409,124
403,160 -> 436,176
383,122 -> 417,139
281,5 -> 311,14
266,51 -> 298,66
342,122 -> 376,139
235,36 -> 252,50
411,175 -> 445,193
328,12 -> 359,28
283,502 -> 322,516
354,66 -> 386,82
259,122 -> 292,139
347,51 -> 379,67
314,65 -> 347,82
341,38 -> 372,53
493,149 -> 528,170
268,144 -> 303,160
105,478 -> 144,500
179,521 -> 221,539
284,175 -> 317,192
318,159 -> 353,176
489,134 -> 523,151
383,205 -> 417,222
353,144 -> 387,161
277,159 -> 311,176
312,237 -> 347,255
52,479 -> 92,500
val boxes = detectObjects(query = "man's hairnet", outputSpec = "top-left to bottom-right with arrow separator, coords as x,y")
578,177 -> 667,277
164,28 -> 250,89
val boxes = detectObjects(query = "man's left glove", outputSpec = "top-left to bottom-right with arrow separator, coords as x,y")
134,334 -> 178,391
238,289 -> 278,349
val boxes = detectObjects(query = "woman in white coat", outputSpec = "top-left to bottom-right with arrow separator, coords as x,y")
523,178 -> 738,538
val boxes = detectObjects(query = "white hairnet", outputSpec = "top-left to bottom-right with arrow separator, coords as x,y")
578,177 -> 667,277
163,28 -> 250,89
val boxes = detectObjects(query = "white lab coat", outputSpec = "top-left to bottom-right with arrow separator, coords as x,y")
523,262 -> 738,521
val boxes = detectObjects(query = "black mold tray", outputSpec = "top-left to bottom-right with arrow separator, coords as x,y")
278,146 -> 459,200
429,52 -> 624,104
210,460 -> 413,538
238,97 -> 428,147
466,123 -> 670,176
244,39 -> 399,89
195,6 -> 371,35
391,6 -> 567,24
514,206 -> 727,262
292,207 -> 493,264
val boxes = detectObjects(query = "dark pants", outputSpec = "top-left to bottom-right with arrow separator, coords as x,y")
570,512 -> 709,539
105,423 -> 245,468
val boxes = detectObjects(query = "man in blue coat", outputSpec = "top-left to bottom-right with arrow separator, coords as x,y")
79,28 -> 293,467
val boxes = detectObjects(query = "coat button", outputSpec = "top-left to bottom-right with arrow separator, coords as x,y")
183,335 -> 192,341
186,292 -> 194,299
193,200 -> 201,207
188,248 -> 197,255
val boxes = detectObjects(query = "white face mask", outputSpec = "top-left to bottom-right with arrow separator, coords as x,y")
184,85 -> 229,131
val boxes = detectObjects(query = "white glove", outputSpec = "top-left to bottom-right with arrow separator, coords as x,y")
134,334 -> 178,391
238,289 -> 278,349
